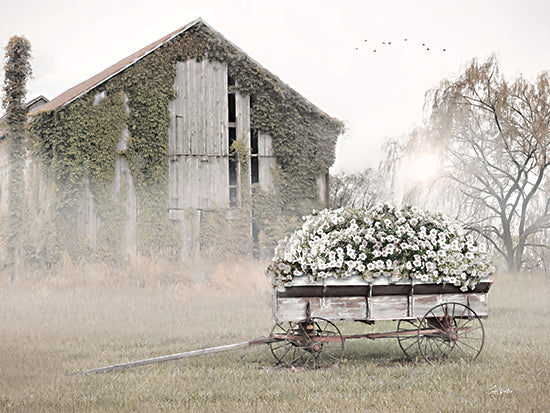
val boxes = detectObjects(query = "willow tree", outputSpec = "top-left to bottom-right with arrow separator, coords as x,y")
329,169 -> 391,209
409,56 -> 550,271
2,36 -> 32,284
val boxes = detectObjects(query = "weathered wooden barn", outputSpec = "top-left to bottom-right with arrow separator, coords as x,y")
13,18 -> 343,262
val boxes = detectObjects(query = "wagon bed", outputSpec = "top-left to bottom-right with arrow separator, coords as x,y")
274,276 -> 492,322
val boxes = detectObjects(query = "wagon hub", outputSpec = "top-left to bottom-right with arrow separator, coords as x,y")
448,330 -> 459,342
310,342 -> 323,353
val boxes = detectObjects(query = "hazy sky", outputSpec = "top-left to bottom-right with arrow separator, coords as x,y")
1,0 -> 549,172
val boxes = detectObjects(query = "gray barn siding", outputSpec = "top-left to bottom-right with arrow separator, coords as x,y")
169,59 -> 229,211
76,174 -> 98,247
258,131 -> 275,191
113,157 -> 137,256
168,59 -> 236,259
235,92 -> 250,151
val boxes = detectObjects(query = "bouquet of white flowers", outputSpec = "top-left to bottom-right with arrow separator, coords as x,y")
267,205 -> 492,291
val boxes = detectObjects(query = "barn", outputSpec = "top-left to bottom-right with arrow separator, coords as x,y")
10,18 -> 343,262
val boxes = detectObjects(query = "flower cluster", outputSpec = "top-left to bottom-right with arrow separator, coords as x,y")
267,205 -> 492,291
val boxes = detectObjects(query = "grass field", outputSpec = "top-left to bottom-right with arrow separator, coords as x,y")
0,262 -> 548,412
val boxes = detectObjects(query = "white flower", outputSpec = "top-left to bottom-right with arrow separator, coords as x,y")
267,205 -> 491,288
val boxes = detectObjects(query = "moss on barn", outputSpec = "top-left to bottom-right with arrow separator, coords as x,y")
29,22 -> 343,263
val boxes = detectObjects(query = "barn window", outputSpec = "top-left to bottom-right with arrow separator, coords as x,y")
228,75 -> 238,207
228,93 -> 236,124
250,128 -> 259,184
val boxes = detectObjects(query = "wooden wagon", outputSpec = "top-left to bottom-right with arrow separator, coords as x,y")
268,275 -> 493,368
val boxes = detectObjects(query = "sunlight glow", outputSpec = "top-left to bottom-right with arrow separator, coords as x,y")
409,153 -> 441,182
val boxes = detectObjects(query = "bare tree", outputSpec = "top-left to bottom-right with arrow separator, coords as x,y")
419,56 -> 550,271
329,168 -> 391,209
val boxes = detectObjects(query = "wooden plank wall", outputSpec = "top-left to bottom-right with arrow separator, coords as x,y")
168,209 -> 200,260
235,92 -> 250,150
76,174 -> 98,248
258,131 -> 275,191
317,174 -> 329,208
168,59 -> 229,210
113,157 -> 137,256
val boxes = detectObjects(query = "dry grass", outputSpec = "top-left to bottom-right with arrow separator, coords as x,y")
0,263 -> 548,412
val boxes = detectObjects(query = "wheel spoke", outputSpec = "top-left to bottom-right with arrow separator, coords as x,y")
459,325 -> 483,335
433,338 -> 447,355
403,339 -> 418,353
458,303 -> 468,320
455,339 -> 481,353
453,341 -> 474,359
455,315 -> 473,330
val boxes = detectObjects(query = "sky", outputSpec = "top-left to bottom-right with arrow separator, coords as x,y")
1,0 -> 549,172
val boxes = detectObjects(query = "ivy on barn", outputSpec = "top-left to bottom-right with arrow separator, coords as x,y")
29,22 -> 343,263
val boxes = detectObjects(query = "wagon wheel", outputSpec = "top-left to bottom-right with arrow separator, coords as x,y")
268,322 -> 293,364
283,317 -> 344,369
417,302 -> 485,365
396,319 -> 423,360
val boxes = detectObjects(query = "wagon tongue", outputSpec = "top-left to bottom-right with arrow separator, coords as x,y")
73,337 -> 272,374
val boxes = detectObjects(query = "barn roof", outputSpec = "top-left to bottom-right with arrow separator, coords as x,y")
38,19 -> 202,112
0,95 -> 49,140
38,18 -> 341,127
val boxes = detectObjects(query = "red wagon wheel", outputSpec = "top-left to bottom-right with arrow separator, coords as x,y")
417,302 -> 485,365
282,317 -> 344,369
